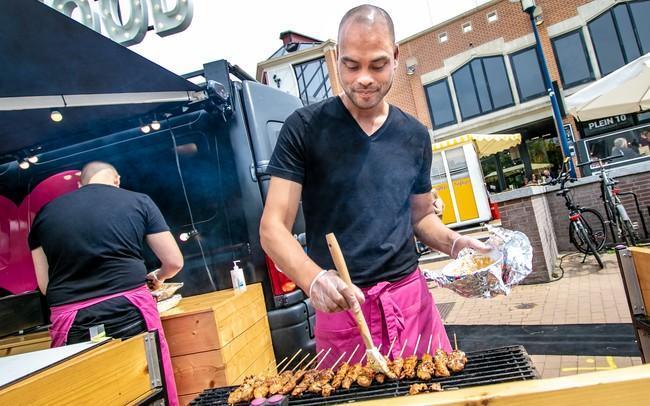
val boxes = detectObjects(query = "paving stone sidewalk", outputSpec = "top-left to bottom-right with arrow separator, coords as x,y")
422,252 -> 643,378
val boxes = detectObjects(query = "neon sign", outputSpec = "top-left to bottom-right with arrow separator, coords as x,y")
42,0 -> 194,46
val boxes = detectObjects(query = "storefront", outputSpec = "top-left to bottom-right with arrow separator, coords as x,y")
575,111 -> 650,175
480,117 -> 565,193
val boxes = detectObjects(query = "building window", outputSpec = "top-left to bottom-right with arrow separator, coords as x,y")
509,47 -> 546,102
462,22 -> 472,33
487,11 -> 498,23
587,0 -> 650,76
451,56 -> 514,121
424,79 -> 457,129
438,32 -> 448,43
551,30 -> 595,88
293,57 -> 332,105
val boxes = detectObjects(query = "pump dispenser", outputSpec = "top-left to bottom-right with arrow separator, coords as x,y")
230,260 -> 247,293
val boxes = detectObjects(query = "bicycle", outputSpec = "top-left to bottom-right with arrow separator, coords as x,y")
577,153 -> 639,247
546,158 -> 606,269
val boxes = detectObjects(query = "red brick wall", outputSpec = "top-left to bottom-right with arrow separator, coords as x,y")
388,0 -> 593,131
546,171 -> 650,251
496,197 -> 552,284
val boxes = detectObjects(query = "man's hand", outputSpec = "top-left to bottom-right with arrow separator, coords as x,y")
451,236 -> 492,258
309,270 -> 366,313
146,269 -> 165,291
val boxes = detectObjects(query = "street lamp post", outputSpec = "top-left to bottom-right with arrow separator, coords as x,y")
520,0 -> 577,177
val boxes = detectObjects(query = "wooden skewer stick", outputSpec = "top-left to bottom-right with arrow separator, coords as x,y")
346,344 -> 361,364
454,332 -> 458,351
331,352 -> 347,370
291,353 -> 312,373
264,356 -> 287,375
301,348 -> 325,371
386,335 -> 398,359
278,349 -> 302,374
314,348 -> 332,370
398,338 -> 408,358
360,350 -> 368,364
412,334 -> 422,356
426,334 -> 433,355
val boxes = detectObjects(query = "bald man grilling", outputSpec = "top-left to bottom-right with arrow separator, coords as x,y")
29,161 -> 183,405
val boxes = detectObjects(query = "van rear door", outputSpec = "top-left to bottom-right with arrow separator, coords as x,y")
240,81 -> 306,236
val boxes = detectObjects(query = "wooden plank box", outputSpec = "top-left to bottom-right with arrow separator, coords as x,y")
631,247 -> 650,316
160,283 -> 276,402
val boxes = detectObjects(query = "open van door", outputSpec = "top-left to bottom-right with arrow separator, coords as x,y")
240,81 -> 316,359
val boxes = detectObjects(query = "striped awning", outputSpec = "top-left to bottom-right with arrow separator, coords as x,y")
432,133 -> 522,157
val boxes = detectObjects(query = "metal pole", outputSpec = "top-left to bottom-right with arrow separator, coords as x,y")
526,9 -> 577,177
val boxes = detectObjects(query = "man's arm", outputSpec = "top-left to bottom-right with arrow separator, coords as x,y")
411,193 -> 490,257
145,231 -> 184,288
31,248 -> 49,294
260,177 -> 364,312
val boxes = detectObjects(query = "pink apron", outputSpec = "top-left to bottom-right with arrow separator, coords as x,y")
315,268 -> 451,368
49,285 -> 178,406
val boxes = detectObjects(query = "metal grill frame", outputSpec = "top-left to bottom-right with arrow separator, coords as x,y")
189,345 -> 538,405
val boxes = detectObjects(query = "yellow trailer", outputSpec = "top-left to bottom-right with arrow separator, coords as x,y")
431,133 -> 521,228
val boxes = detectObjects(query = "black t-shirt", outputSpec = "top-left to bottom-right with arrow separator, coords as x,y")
28,184 -> 169,306
268,96 -> 432,287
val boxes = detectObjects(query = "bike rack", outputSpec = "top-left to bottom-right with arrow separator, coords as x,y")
618,191 -> 649,240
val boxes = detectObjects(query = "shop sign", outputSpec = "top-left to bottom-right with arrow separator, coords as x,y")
582,114 -> 633,137
41,0 -> 193,46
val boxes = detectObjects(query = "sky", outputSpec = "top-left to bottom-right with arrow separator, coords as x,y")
129,0 -> 491,78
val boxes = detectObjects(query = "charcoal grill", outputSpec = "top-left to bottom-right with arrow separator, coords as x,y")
189,345 -> 538,405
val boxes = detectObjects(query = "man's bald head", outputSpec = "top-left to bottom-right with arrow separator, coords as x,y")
80,161 -> 119,186
338,4 -> 395,44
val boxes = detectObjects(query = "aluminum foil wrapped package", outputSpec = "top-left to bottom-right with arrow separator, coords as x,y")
423,226 -> 532,298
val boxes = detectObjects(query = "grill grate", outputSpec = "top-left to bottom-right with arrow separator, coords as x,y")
189,345 -> 538,405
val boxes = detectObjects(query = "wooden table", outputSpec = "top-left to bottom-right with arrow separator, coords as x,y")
357,364 -> 650,405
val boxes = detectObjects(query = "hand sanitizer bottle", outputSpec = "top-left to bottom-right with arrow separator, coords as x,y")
230,260 -> 247,293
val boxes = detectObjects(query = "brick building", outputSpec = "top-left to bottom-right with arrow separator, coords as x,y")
257,0 -> 650,193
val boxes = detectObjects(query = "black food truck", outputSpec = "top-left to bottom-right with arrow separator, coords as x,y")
0,1 -> 314,363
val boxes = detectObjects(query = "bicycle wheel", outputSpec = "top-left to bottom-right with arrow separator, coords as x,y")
574,221 -> 604,269
569,208 -> 607,253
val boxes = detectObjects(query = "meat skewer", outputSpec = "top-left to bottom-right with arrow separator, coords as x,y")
402,334 -> 421,379
434,336 -> 451,377
447,332 -> 468,373
331,344 -> 359,389
313,351 -> 347,397
292,348 -> 332,397
390,338 -> 407,379
357,344 -> 381,388
417,335 -> 435,381
375,336 -> 398,384
253,355 -> 293,399
280,349 -> 323,395
341,350 -> 367,389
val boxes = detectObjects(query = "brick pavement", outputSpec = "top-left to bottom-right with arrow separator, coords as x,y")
423,251 -> 643,378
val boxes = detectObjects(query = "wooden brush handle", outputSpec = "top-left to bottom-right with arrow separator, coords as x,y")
325,233 -> 374,350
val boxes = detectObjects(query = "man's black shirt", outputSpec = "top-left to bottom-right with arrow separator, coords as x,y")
28,184 -> 169,306
268,96 -> 432,287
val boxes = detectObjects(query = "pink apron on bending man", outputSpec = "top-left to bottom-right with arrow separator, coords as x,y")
49,284 -> 178,406
315,268 -> 451,368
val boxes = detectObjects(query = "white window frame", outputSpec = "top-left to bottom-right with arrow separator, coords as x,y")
487,11 -> 498,23
438,32 -> 449,43
462,21 -> 472,33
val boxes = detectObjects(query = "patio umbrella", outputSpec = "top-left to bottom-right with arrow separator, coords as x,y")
566,53 -> 650,121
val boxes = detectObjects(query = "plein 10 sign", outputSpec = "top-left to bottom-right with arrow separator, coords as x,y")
41,0 -> 193,46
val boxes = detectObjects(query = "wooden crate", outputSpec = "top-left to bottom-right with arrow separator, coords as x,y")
630,247 -> 650,316
160,283 -> 275,403
0,331 -> 51,357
